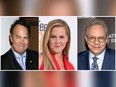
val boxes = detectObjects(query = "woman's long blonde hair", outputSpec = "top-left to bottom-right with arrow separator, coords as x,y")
42,19 -> 71,70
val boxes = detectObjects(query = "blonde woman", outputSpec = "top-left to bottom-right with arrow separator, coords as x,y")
39,19 -> 74,70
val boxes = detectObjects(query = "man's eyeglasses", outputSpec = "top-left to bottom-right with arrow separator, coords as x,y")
87,36 -> 107,43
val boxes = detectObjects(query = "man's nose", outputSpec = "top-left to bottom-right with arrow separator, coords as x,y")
94,38 -> 99,44
20,39 -> 24,44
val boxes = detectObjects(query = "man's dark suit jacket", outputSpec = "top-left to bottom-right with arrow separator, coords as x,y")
78,48 -> 115,70
1,49 -> 38,70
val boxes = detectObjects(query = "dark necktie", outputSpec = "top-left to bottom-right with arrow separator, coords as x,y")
91,56 -> 99,70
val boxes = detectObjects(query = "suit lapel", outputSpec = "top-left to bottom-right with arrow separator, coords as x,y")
26,50 -> 33,70
86,51 -> 90,70
82,50 -> 90,70
101,48 -> 112,70
8,49 -> 23,70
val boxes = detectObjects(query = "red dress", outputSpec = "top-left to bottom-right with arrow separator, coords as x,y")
39,53 -> 74,70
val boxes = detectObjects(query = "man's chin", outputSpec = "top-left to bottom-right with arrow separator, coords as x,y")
92,51 -> 102,56
17,50 -> 25,55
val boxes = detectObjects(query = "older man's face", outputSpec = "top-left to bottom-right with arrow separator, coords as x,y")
85,25 -> 107,56
10,24 -> 29,55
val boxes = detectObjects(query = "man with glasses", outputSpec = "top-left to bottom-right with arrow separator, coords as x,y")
78,19 -> 115,70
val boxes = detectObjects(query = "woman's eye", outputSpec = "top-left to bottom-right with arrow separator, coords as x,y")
60,36 -> 64,38
51,36 -> 56,38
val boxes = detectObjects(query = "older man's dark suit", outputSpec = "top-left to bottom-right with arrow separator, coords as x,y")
78,48 -> 115,70
1,49 -> 38,70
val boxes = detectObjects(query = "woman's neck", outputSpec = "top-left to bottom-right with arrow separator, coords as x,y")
54,53 -> 63,60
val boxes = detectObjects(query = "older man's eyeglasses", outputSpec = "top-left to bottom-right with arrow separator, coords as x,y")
87,36 -> 107,43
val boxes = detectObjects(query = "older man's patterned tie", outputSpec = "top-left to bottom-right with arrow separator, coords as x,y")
91,56 -> 99,70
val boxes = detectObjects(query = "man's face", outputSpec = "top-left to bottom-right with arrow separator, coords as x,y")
85,25 -> 107,56
10,24 -> 29,55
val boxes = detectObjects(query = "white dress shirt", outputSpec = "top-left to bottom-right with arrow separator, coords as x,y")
12,49 -> 27,70
89,49 -> 106,70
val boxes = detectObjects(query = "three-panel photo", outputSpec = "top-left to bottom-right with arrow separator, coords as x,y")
0,16 -> 116,87
0,16 -> 115,70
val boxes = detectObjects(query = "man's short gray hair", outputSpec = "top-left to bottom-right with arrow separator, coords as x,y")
85,19 -> 108,37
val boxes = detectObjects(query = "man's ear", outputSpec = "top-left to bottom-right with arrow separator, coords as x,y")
9,34 -> 13,45
9,34 -> 12,42
106,37 -> 108,44
85,36 -> 87,42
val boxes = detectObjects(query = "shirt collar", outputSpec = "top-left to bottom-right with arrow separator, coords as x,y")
89,49 -> 106,61
12,48 -> 26,59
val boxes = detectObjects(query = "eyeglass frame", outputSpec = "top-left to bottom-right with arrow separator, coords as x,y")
86,36 -> 107,43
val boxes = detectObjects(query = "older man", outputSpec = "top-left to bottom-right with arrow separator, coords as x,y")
78,19 -> 115,70
1,19 -> 38,70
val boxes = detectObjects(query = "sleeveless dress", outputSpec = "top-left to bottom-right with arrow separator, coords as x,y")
39,53 -> 74,70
